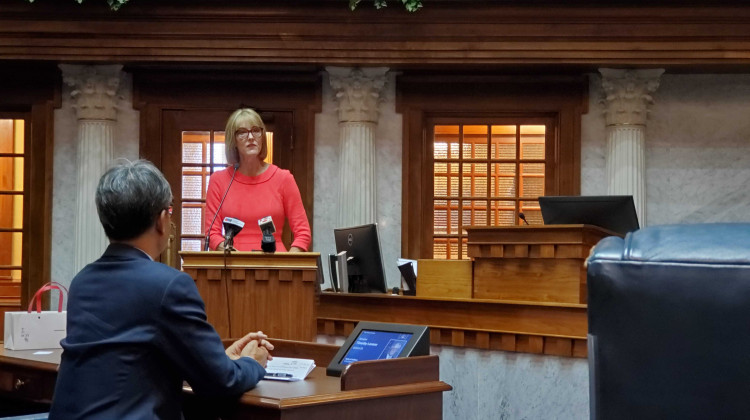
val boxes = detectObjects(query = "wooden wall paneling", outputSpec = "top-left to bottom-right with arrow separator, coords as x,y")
229,272 -> 247,336
3,2 -> 750,68
467,225 -> 615,304
572,339 -> 588,358
416,259 -> 473,299
208,268 -> 231,338
340,355 -> 440,391
473,258 -> 583,303
516,335 -> 545,354
25,95 -> 55,308
320,319 -> 336,336
182,252 -> 319,341
318,293 -> 587,357
400,108 -> 426,259
490,333 -> 517,353
544,337 -> 574,357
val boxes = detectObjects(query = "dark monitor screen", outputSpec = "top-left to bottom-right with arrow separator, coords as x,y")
334,223 -> 387,294
539,195 -> 640,236
326,321 -> 430,377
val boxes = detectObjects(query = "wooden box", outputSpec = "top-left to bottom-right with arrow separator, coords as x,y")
416,259 -> 473,299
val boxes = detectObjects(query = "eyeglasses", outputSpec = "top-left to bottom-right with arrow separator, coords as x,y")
235,127 -> 263,140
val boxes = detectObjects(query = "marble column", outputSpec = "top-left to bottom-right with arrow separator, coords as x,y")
60,64 -> 122,272
327,67 -> 388,227
599,68 -> 664,226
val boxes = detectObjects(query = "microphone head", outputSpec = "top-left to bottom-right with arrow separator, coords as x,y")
519,212 -> 527,220
258,216 -> 276,235
259,216 -> 276,253
223,217 -> 245,240
233,162 -> 240,170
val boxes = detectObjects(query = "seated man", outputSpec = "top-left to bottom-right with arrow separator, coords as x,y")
50,160 -> 273,419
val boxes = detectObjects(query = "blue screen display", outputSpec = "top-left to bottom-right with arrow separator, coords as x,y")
341,330 -> 413,366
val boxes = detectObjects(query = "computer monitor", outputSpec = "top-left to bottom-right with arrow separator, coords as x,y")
326,321 -> 430,377
334,223 -> 388,294
538,195 -> 640,236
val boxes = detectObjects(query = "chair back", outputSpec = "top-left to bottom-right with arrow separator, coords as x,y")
587,223 -> 750,420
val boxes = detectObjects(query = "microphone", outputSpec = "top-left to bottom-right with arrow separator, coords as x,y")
258,216 -> 276,253
519,212 -> 530,226
222,217 -> 245,251
204,163 -> 240,251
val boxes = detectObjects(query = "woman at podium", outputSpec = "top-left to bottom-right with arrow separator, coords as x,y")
205,108 -> 311,252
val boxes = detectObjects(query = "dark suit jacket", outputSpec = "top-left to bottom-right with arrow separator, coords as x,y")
50,243 -> 265,420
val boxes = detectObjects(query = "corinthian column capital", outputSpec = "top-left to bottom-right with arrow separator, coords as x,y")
59,64 -> 123,121
327,67 -> 388,123
599,68 -> 664,126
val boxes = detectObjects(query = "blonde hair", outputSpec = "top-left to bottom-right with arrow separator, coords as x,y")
224,108 -> 268,164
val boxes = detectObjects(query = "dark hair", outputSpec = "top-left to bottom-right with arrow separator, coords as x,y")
95,159 -> 173,241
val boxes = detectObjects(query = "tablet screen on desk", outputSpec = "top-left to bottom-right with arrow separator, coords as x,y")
326,321 -> 430,377
341,330 -> 413,365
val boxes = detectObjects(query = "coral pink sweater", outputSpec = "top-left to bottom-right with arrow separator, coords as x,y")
205,164 -> 311,252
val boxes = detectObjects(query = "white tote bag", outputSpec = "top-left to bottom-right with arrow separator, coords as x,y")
4,282 -> 67,350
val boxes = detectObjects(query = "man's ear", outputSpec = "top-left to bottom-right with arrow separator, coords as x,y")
154,210 -> 168,235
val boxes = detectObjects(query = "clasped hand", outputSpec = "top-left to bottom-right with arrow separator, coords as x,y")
225,330 -> 274,368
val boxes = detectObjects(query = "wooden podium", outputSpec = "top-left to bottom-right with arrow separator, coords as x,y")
466,225 -> 620,304
180,251 -> 321,341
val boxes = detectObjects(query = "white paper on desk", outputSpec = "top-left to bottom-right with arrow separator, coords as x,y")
263,357 -> 316,382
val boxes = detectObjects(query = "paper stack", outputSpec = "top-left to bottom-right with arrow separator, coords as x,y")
263,357 -> 316,382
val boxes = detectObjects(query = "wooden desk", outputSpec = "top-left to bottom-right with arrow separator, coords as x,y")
0,340 -> 451,420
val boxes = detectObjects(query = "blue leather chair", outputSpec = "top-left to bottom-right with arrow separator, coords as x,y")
587,223 -> 750,420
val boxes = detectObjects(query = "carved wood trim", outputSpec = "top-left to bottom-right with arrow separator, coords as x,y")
317,293 -> 588,358
2,3 -> 750,67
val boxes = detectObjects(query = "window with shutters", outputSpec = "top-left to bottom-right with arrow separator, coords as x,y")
398,75 -> 584,262
431,121 -> 550,260
0,119 -> 24,282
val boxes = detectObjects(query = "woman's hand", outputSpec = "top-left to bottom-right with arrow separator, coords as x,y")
215,241 -> 225,251
289,246 -> 304,253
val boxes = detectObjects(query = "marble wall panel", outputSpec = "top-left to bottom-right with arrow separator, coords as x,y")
51,71 -> 139,294
581,73 -> 750,226
314,71 -> 403,290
